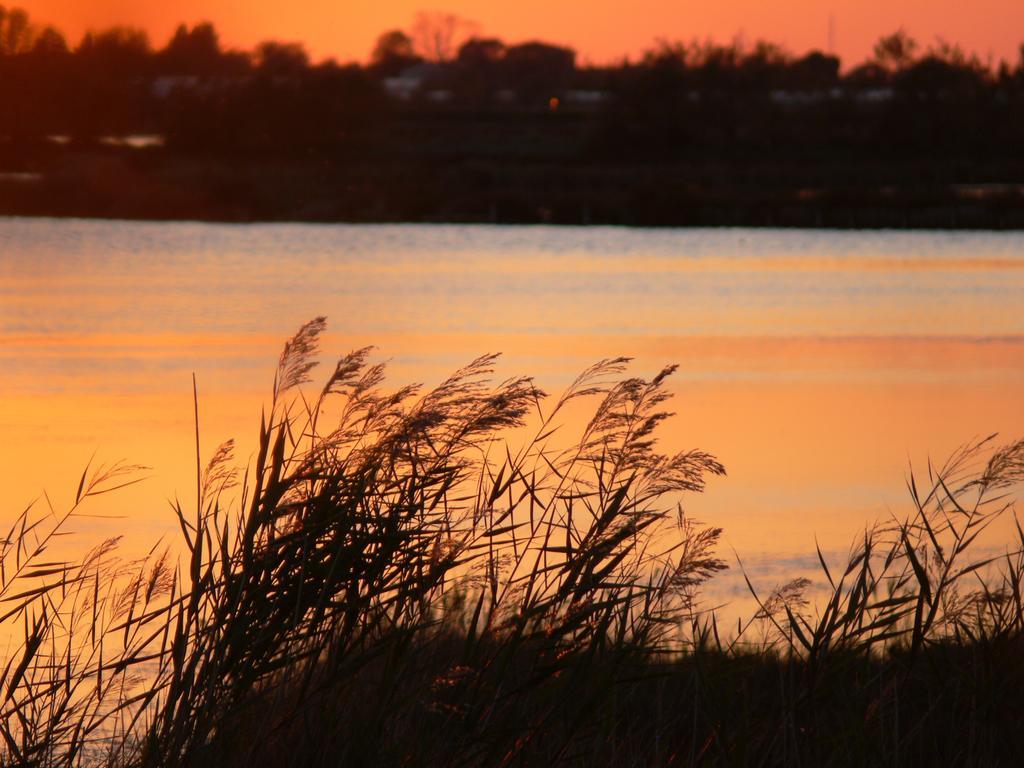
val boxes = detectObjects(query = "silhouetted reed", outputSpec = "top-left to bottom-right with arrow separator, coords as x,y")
1,318 -> 1022,766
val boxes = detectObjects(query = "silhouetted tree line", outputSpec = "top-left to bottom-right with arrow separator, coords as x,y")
596,33 -> 1024,160
0,7 -> 1022,159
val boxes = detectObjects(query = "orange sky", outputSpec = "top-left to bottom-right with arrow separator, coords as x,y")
18,0 -> 1024,66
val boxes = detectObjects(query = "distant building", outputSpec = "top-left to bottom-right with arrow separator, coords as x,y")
563,90 -> 609,107
769,88 -> 843,106
151,76 -> 200,99
383,63 -> 443,101
854,87 -> 895,104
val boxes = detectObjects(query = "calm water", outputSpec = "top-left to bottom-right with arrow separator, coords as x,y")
3,218 -> 1023,603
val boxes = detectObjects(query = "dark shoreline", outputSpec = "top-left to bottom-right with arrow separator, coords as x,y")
4,148 -> 1024,230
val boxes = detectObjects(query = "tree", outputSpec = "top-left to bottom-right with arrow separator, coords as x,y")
370,29 -> 421,75
642,39 -> 690,68
69,27 -> 153,139
78,27 -> 151,58
787,51 -> 840,90
449,37 -> 506,104
740,41 -> 789,89
162,22 -> 223,75
925,37 -> 986,74
873,29 -> 918,71
31,26 -> 67,56
503,41 -> 576,103
372,29 -> 414,64
77,26 -> 151,79
411,11 -> 478,62
0,6 -> 34,54
457,37 -> 505,65
256,41 -> 309,76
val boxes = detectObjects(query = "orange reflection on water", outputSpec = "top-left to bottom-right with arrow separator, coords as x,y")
2,223 -> 1023,599
4,332 -> 1022,563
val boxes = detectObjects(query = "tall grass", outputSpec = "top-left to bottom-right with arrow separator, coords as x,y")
2,317 -> 1022,766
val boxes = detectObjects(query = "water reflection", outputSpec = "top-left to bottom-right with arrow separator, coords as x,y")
2,220 -> 1022,611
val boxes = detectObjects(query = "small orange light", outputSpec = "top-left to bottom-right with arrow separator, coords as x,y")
548,96 -> 559,111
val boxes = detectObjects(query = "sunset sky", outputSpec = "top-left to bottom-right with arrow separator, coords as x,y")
19,0 -> 1024,67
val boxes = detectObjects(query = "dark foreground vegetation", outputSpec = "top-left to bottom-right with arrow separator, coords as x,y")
3,318 -> 1024,766
1,8 -> 1024,226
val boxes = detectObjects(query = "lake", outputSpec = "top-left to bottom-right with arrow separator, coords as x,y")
2,218 -> 1023,607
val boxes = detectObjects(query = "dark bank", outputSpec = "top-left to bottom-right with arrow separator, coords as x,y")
1,12 -> 1023,227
